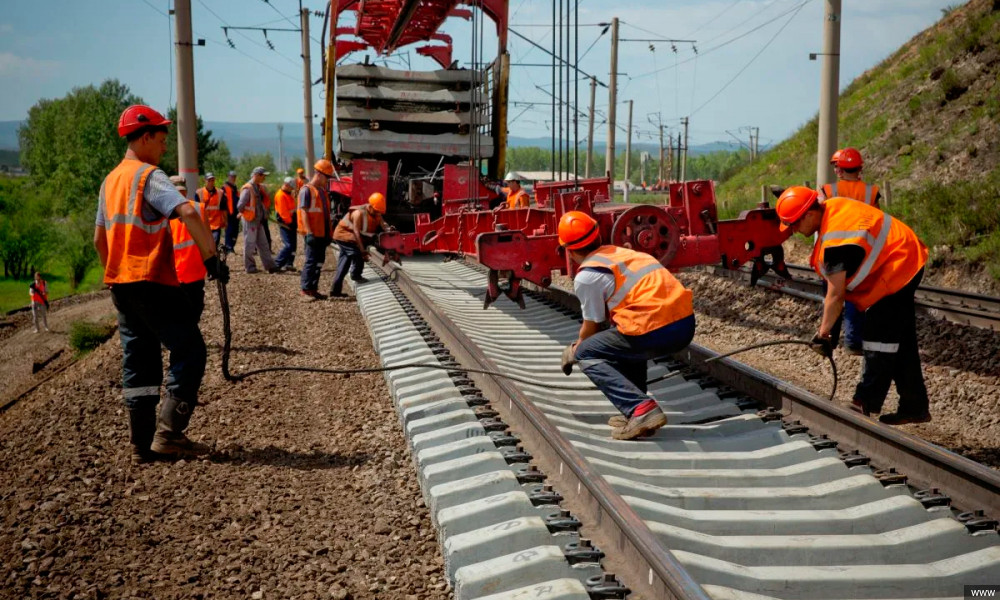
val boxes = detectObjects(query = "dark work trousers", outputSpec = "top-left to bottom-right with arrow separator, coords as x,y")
330,240 -> 365,295
262,219 -> 272,250
180,280 -> 206,323
855,268 -> 928,416
210,228 -> 222,249
574,315 -> 696,417
110,282 -> 207,410
224,213 -> 240,252
275,224 -> 297,268
300,236 -> 330,292
842,301 -> 865,350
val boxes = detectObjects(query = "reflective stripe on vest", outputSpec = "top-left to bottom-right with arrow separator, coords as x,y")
171,200 -> 207,284
199,187 -> 225,230
299,184 -> 330,237
830,181 -> 877,206
101,159 -> 178,286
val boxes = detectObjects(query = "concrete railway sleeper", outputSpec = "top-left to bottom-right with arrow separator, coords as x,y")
353,253 -> 1000,600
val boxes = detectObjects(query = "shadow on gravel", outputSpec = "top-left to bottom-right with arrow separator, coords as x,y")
211,344 -> 302,356
209,445 -> 370,470
951,446 -> 1000,469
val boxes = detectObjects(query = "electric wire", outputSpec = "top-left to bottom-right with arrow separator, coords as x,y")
195,0 -> 301,69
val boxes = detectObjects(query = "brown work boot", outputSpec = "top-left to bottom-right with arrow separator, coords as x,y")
612,401 -> 668,440
150,396 -> 211,458
607,415 -> 628,428
128,401 -> 161,464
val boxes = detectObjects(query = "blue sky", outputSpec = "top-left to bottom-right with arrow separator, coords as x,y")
0,0 -> 959,149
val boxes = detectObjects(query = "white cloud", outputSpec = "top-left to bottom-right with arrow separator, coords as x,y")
0,52 -> 60,78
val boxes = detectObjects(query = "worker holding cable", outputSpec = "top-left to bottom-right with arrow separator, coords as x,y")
329,191 -> 391,299
776,186 -> 930,425
298,159 -> 335,300
558,211 -> 696,440
94,105 -> 228,464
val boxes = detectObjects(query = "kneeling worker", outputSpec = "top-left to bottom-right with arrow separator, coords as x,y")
558,211 -> 696,440
329,192 -> 389,298
776,187 -> 930,425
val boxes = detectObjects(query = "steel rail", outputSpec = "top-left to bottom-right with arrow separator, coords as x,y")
370,251 -> 711,600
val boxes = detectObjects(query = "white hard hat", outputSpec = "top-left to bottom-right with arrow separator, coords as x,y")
504,172 -> 520,182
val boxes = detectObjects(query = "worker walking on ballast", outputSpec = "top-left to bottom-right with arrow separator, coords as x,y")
777,186 -> 930,425
557,211 -> 696,440
329,192 -> 390,299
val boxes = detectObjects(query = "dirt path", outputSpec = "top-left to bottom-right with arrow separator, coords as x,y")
0,247 -> 447,599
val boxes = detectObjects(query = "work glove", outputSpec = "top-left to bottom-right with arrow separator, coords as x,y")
204,256 -> 230,285
561,343 -> 578,376
809,334 -> 834,358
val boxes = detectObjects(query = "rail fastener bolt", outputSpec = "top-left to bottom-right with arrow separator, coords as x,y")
586,573 -> 630,600
564,539 -> 605,565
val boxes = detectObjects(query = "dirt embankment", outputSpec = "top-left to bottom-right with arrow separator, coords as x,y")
0,249 -> 448,599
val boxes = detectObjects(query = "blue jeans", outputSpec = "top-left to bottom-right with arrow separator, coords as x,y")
843,301 -> 864,350
276,225 -> 297,268
330,240 -> 364,295
574,315 -> 696,417
300,237 -> 329,292
110,282 -> 206,409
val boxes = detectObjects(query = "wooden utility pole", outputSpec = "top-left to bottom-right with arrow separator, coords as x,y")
174,0 -> 198,198
624,99 -> 633,202
585,76 -> 596,178
680,116 -> 689,182
816,0 -> 841,189
605,17 -> 619,197
301,7 -> 316,176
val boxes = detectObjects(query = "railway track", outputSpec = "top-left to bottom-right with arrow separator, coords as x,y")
705,263 -> 1000,332
353,253 -> 1000,600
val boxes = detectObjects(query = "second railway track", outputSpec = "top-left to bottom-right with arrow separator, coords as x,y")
353,253 -> 1000,600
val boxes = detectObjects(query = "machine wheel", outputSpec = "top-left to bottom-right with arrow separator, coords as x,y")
610,205 -> 681,265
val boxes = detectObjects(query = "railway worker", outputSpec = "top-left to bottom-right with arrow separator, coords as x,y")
557,211 -> 696,440
494,173 -> 530,211
776,186 -> 930,425
819,148 -> 880,207
29,272 -> 50,333
95,105 -> 228,463
197,173 -> 226,248
222,170 -> 240,254
168,175 -> 209,322
329,191 -> 389,299
237,167 -> 280,274
295,167 -> 307,193
298,159 -> 335,300
274,177 -> 298,271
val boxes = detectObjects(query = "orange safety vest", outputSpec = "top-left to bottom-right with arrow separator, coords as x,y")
809,198 -> 927,311
504,187 -> 530,209
100,159 -> 178,286
334,205 -> 382,244
221,183 -> 237,214
274,188 -> 297,227
822,180 -> 879,206
30,280 -> 47,304
297,183 -> 331,238
198,186 -> 226,230
239,182 -> 262,221
579,245 -> 694,336
171,201 -> 208,284
295,176 -> 307,193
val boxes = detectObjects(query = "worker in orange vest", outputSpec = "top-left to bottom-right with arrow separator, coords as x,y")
493,173 -> 530,211
197,173 -> 226,248
237,167 -> 279,274
330,191 -> 390,299
299,159 -> 335,300
295,167 -> 308,193
274,177 -> 298,271
222,170 -> 240,254
29,271 -> 50,333
169,175 -> 209,321
819,147 -> 880,207
557,211 -> 696,440
777,186 -> 930,425
94,105 -> 228,463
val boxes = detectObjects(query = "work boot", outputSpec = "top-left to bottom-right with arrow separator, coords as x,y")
128,401 -> 160,464
150,396 -> 211,457
350,275 -> 369,283
878,411 -> 931,426
612,400 -> 667,440
608,413 -> 658,437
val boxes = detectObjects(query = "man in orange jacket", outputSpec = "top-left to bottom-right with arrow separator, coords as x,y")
299,159 -> 335,299
818,147 -> 880,207
197,173 -> 226,248
777,186 -> 930,425
274,177 -> 298,271
169,175 -> 209,321
94,105 -> 228,463
558,211 -> 696,440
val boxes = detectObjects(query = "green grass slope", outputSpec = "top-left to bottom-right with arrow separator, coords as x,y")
717,0 -> 1000,278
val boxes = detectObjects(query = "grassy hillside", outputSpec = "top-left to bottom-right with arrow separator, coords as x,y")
717,0 -> 1000,278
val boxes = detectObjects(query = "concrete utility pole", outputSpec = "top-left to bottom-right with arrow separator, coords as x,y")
586,76 -> 596,178
816,0 -> 841,189
277,124 -> 285,172
667,132 -> 674,182
624,99 -> 633,202
301,7 -> 316,177
174,0 -> 198,198
605,17 -> 619,197
658,124 -> 665,184
680,116 -> 689,182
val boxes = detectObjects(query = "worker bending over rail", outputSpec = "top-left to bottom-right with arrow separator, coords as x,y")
329,191 -> 390,299
777,187 -> 930,425
94,105 -> 228,464
558,211 -> 696,440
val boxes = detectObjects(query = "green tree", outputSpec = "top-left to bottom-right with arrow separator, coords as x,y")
234,152 -> 277,185
59,212 -> 99,289
204,140 -> 234,179
288,156 -> 304,177
159,106 -> 221,176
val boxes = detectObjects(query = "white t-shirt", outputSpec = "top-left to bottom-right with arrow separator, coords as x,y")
573,268 -> 616,322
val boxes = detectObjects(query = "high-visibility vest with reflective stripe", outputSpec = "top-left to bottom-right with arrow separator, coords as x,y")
809,198 -> 927,311
274,188 -> 297,226
30,280 -> 47,304
297,184 -> 331,238
198,186 -> 226,230
171,201 -> 207,284
100,159 -> 178,286
504,187 -> 530,209
822,180 -> 879,206
222,183 -> 237,214
240,183 -> 261,221
334,205 -> 382,243
579,245 -> 694,336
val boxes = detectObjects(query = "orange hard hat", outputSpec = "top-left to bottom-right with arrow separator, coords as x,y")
836,147 -> 863,169
776,186 -> 820,231
368,192 -> 387,214
118,105 -> 171,137
314,159 -> 334,177
558,211 -> 600,250
829,149 -> 843,165
296,168 -> 305,175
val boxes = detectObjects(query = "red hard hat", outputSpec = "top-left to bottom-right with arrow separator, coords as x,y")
558,211 -> 600,250
117,105 -> 171,138
836,147 -> 863,169
775,186 -> 819,231
829,149 -> 843,165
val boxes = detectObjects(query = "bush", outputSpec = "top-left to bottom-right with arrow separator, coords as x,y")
68,319 -> 116,355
